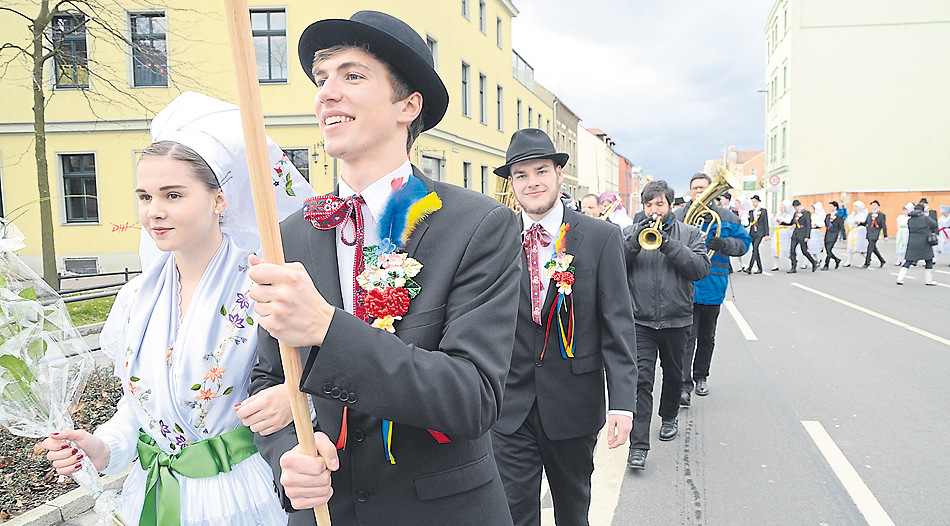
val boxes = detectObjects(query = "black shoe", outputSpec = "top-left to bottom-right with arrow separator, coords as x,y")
659,419 -> 678,441
680,391 -> 691,407
753,269 -> 763,274
771,267 -> 779,271
821,265 -> 829,271
695,379 -> 709,396
787,269 -> 797,274
627,448 -> 647,470
743,268 -> 752,274
880,260 -> 886,268
812,262 -> 818,272
861,264 -> 870,269
835,259 -> 840,269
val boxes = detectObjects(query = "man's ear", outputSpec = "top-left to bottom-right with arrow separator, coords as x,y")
396,92 -> 423,125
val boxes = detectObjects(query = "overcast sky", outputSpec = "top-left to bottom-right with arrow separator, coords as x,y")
511,0 -> 776,193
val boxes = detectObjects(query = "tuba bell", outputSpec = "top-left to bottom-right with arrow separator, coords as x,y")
638,214 -> 664,250
682,165 -> 740,258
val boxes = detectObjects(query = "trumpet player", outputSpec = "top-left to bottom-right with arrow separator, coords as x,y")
623,180 -> 709,470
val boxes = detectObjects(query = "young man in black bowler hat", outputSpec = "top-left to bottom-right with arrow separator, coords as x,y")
788,199 -> 818,273
491,129 -> 637,526
745,195 -> 770,274
246,11 -> 520,526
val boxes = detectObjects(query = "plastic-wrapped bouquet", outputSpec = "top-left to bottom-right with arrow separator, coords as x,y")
0,220 -> 126,525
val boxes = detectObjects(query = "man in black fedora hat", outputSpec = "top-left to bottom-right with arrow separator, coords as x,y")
247,10 -> 520,526
745,194 -> 770,274
788,199 -> 818,273
491,128 -> 637,526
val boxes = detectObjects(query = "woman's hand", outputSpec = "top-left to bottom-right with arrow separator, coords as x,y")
235,383 -> 294,436
41,430 -> 110,475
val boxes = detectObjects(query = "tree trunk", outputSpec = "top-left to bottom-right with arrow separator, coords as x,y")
32,1 -> 59,291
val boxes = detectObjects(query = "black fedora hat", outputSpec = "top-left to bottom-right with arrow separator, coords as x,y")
297,11 -> 449,132
494,129 -> 569,177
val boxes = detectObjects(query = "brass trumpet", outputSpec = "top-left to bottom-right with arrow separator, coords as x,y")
599,199 -> 622,221
638,215 -> 664,250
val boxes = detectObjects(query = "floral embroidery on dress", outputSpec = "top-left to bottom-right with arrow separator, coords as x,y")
273,154 -> 296,197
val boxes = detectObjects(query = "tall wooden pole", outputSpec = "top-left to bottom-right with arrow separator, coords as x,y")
221,1 -> 331,524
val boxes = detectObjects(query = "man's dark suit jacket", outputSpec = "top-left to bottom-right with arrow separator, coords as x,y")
863,211 -> 888,240
792,209 -> 812,240
250,169 -> 521,526
494,205 -> 638,441
748,208 -> 770,239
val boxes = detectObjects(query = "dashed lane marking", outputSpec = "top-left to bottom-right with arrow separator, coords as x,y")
802,421 -> 895,526
792,283 -> 950,347
723,300 -> 758,340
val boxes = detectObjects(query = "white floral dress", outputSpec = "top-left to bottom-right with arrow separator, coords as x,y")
95,235 -> 286,526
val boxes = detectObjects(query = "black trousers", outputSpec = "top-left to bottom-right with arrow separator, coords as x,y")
630,324 -> 688,450
749,236 -> 764,271
865,239 -> 885,265
789,236 -> 816,269
824,239 -> 840,266
683,303 -> 721,391
492,402 -> 597,526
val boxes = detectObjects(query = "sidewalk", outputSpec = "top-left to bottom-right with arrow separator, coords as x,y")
3,471 -> 127,526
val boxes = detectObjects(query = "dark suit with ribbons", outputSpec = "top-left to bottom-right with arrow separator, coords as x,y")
747,208 -> 770,272
863,211 -> 887,266
492,205 -> 637,526
250,169 -> 522,526
789,208 -> 817,270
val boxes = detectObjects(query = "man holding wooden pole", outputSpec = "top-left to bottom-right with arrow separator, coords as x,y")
246,11 -> 521,526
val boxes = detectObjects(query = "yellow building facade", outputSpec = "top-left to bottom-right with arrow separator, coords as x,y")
0,0 -> 553,274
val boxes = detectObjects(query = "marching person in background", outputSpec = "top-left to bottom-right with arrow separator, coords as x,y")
744,195 -> 770,274
492,129 -> 637,526
772,199 -> 794,271
673,196 -> 688,211
788,199 -> 818,273
805,202 -> 825,268
937,205 -> 950,261
861,200 -> 888,268
897,204 -> 939,286
894,203 -> 913,266
42,92 -> 315,526
822,201 -> 844,270
836,201 -> 849,241
600,190 -> 634,229
843,201 -> 869,267
623,180 -> 709,470
921,198 -> 937,221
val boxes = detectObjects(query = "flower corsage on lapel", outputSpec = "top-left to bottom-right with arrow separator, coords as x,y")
541,223 -> 575,360
357,175 -> 440,333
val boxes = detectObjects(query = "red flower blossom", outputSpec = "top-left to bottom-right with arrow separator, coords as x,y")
553,271 -> 575,286
366,287 -> 411,318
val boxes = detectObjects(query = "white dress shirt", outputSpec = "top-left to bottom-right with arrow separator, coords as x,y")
520,204 -> 564,301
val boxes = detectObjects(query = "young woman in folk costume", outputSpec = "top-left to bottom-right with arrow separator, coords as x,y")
938,205 -> 950,261
771,199 -> 794,271
42,92 -> 315,526
843,201 -> 869,267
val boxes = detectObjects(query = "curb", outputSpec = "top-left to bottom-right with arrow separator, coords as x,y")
76,323 -> 105,337
4,471 -> 128,526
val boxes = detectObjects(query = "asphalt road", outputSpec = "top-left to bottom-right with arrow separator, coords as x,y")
562,245 -> 950,526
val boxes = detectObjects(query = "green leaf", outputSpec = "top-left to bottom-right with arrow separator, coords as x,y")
405,279 -> 421,299
286,188 -> 296,197
27,338 -> 46,362
2,381 -> 31,403
190,384 -> 201,391
0,355 -> 30,381
168,442 -> 177,450
129,376 -> 140,382
18,287 -> 36,301
223,386 -> 233,395
174,423 -> 184,434
246,316 -> 254,326
220,305 -> 227,316
0,275 -> 6,288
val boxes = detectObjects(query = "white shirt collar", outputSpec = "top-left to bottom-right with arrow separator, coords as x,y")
521,203 -> 564,237
338,159 -> 412,223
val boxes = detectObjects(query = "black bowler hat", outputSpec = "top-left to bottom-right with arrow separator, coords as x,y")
673,196 -> 685,206
792,199 -> 801,206
297,11 -> 449,132
494,129 -> 570,177
751,194 -> 761,201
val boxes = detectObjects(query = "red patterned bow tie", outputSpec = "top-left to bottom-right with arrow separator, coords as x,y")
523,223 -> 552,324
303,194 -> 368,322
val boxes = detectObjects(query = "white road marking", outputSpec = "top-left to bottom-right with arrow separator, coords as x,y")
724,300 -> 758,340
889,272 -> 916,279
763,271 -> 773,276
802,421 -> 895,526
540,425 -> 625,526
792,283 -> 950,347
936,269 -> 950,275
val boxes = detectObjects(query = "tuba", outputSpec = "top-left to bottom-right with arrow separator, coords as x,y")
638,214 -> 664,250
682,165 -> 741,258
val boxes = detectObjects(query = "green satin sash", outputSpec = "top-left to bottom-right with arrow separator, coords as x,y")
136,426 -> 258,526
